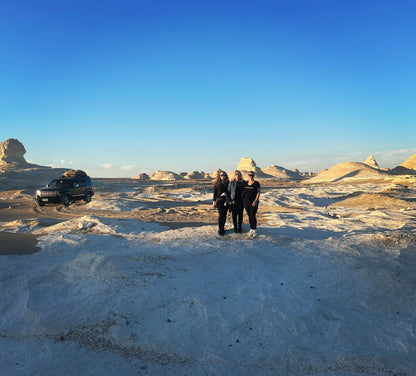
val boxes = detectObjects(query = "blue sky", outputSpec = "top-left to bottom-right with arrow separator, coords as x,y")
1,0 -> 415,177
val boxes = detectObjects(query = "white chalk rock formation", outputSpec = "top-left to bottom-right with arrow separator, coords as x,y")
363,155 -> 379,169
0,138 -> 30,168
262,165 -> 302,180
184,171 -> 206,180
236,158 -> 271,178
132,173 -> 150,180
400,154 -> 416,170
149,170 -> 182,181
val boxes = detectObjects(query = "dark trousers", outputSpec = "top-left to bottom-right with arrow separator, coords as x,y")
244,201 -> 258,229
230,201 -> 244,231
217,204 -> 228,232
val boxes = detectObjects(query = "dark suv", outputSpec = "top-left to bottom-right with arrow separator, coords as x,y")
35,170 -> 94,206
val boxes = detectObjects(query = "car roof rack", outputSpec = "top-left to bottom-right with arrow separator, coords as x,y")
60,170 -> 88,178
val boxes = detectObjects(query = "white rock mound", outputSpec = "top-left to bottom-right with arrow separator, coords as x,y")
262,165 -> 302,180
131,173 -> 150,180
184,171 -> 206,180
305,161 -> 391,184
149,170 -> 182,181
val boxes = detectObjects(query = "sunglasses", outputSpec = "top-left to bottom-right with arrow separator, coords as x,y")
248,174 -> 254,177
220,174 -> 226,177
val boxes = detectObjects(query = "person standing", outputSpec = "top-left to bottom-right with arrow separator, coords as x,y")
228,170 -> 245,233
243,171 -> 261,237
212,170 -> 230,236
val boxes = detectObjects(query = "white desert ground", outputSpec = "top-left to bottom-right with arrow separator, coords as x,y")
1,160 -> 416,375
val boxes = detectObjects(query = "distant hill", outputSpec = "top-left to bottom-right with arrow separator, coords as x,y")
400,154 -> 416,170
304,162 -> 391,184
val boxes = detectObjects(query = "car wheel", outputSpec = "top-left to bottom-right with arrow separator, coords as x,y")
61,194 -> 70,206
84,192 -> 92,203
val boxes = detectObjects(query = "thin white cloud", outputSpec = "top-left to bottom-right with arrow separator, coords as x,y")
100,164 -> 113,170
120,165 -> 136,171
375,148 -> 416,168
46,159 -> 74,168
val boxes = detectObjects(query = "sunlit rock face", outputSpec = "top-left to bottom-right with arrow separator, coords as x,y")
236,157 -> 271,179
149,170 -> 182,181
400,154 -> 416,170
363,154 -> 379,169
262,165 -> 302,180
0,138 -> 30,168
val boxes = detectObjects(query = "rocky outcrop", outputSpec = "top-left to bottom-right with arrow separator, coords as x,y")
400,154 -> 416,170
389,153 -> 416,175
184,171 -> 206,180
304,162 -> 391,184
149,170 -> 182,181
262,165 -> 302,180
0,138 -> 79,189
0,138 -> 31,168
363,155 -> 379,169
131,173 -> 150,180
236,158 -> 271,179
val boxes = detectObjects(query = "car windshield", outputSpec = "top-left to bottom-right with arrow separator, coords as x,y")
48,179 -> 73,188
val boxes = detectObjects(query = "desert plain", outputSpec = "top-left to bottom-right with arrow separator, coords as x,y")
1,172 -> 416,376
1,139 -> 416,375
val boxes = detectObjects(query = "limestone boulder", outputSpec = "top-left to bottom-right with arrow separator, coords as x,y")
0,138 -> 30,168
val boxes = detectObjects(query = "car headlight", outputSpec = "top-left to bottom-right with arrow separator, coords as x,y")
36,190 -> 41,196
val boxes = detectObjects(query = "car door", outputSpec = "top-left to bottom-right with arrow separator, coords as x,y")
72,180 -> 84,199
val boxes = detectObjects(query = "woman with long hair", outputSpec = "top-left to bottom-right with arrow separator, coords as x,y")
228,170 -> 245,233
212,170 -> 230,235
243,171 -> 261,237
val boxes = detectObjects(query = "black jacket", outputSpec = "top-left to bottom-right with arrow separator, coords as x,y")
213,182 -> 230,202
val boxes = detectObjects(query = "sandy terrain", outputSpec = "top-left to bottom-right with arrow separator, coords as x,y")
0,180 -> 300,252
1,178 -> 416,375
